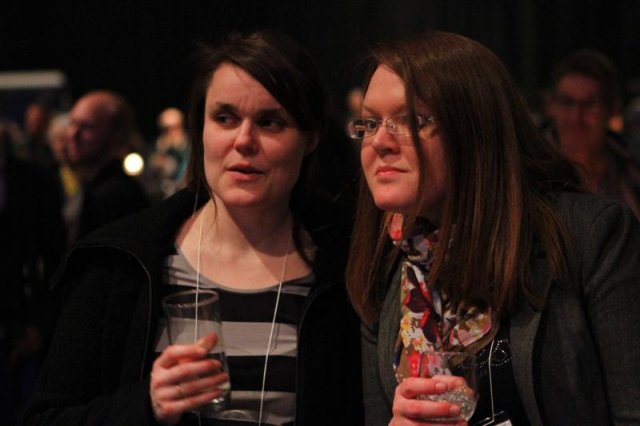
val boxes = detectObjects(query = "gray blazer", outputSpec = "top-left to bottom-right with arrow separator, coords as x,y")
362,192 -> 640,425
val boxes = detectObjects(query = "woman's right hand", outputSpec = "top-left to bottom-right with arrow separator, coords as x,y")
149,333 -> 229,425
390,376 -> 467,426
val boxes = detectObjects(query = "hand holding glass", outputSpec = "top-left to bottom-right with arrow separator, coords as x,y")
162,289 -> 231,413
396,351 -> 478,422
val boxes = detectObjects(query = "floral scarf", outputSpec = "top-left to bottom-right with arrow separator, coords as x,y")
390,214 -> 496,380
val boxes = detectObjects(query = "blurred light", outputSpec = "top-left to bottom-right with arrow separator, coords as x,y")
123,152 -> 144,176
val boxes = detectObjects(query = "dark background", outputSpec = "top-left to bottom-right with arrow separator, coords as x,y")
1,0 -> 639,142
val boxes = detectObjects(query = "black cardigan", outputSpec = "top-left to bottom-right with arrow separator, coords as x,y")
24,188 -> 364,425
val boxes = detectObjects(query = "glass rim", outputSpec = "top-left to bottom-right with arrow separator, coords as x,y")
419,350 -> 474,355
162,289 -> 219,308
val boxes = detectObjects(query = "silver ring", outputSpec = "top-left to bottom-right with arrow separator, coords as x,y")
175,384 -> 185,399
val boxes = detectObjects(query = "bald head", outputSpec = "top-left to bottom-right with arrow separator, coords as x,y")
158,107 -> 184,129
66,90 -> 135,176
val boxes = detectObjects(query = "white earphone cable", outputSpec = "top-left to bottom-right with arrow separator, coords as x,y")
196,201 -> 291,425
257,235 -> 290,425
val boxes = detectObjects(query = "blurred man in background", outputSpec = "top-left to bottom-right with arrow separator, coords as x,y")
547,49 -> 640,219
65,90 -> 150,242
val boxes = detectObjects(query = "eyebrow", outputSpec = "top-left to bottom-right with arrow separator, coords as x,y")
555,92 -> 601,100
209,101 -> 286,116
361,106 -> 384,117
361,106 -> 411,117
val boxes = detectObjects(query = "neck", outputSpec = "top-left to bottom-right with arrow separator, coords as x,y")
74,156 -> 118,184
560,132 -> 608,161
558,128 -> 607,156
559,137 -> 610,191
176,196 -> 313,290
180,199 -> 298,290
199,200 -> 293,256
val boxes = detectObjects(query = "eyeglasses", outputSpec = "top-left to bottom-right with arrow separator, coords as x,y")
347,114 -> 434,139
553,94 -> 604,112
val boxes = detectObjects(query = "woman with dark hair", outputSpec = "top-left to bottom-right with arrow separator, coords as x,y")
346,31 -> 640,425
24,30 -> 362,426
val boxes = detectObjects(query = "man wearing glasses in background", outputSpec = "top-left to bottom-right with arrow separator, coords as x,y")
546,49 -> 640,220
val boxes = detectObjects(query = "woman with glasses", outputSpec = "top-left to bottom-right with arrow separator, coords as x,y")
346,31 -> 640,425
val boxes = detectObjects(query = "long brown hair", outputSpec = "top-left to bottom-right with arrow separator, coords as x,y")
346,31 -> 583,324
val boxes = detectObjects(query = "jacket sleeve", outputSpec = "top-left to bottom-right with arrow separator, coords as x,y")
361,266 -> 403,426
22,253 -> 159,426
361,322 -> 393,426
580,202 -> 640,424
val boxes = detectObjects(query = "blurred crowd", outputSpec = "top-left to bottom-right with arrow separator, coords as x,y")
1,45 -> 640,425
0,91 -> 190,424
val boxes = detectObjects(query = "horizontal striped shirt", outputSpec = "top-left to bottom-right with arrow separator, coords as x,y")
153,247 -> 313,425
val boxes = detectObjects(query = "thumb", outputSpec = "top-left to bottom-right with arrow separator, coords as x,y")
196,331 -> 218,351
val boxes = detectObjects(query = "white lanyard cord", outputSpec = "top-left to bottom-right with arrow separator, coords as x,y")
487,338 -> 497,422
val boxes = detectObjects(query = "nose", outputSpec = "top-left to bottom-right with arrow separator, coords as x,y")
66,122 -> 80,141
233,120 -> 258,154
368,124 -> 400,155
566,104 -> 587,124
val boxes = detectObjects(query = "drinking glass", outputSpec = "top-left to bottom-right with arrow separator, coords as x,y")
396,350 -> 478,422
162,289 -> 231,413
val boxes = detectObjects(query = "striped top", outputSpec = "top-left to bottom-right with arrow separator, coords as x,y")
153,247 -> 313,425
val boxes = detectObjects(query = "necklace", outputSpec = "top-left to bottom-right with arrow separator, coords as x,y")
195,204 -> 291,426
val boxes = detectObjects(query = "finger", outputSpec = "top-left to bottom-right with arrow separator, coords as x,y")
165,358 -> 223,385
151,345 -> 219,389
394,395 -> 461,421
151,398 -> 179,425
431,374 -> 466,389
158,388 -> 226,417
430,374 -> 476,400
150,367 -> 171,392
177,371 -> 230,398
175,384 -> 186,399
155,344 -> 209,369
392,422 -> 466,426
152,371 -> 229,407
151,384 -> 188,402
397,378 -> 448,399
196,332 -> 218,351
394,381 -> 462,421
151,356 -> 225,395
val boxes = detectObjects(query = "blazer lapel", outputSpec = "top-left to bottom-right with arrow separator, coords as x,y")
510,253 -> 553,426
378,267 -> 403,409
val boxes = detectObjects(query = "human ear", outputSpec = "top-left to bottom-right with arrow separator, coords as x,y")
304,130 -> 320,155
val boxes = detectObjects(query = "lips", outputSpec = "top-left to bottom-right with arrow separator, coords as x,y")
226,163 -> 265,182
227,164 -> 263,174
375,165 -> 403,176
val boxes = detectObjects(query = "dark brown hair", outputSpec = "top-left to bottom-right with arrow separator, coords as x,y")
551,48 -> 622,113
347,31 -> 583,324
185,30 -> 327,262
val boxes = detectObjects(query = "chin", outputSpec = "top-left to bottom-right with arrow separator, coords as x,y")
223,197 -> 266,208
372,197 -> 413,214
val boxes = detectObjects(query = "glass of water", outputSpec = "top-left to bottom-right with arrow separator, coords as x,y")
397,350 -> 478,422
162,289 -> 231,413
